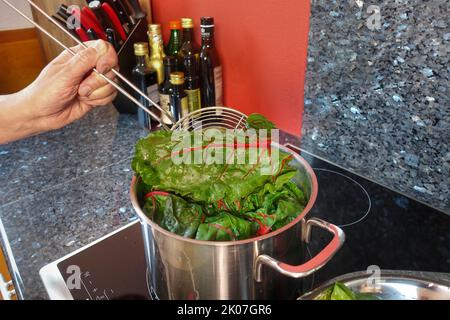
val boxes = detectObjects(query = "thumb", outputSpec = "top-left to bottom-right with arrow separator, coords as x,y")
64,40 -> 108,82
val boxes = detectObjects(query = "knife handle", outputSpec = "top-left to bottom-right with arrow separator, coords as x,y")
102,3 -> 127,41
75,27 -> 90,42
117,0 -> 134,24
89,1 -> 114,31
86,28 -> 99,40
126,0 -> 146,20
107,0 -> 132,32
82,7 -> 102,31
106,28 -> 120,51
56,5 -> 70,21
50,15 -> 80,39
72,6 -> 106,40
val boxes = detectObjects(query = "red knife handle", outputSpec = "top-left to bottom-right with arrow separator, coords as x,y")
107,0 -> 132,31
101,3 -> 127,41
75,27 -> 90,42
71,7 -> 106,40
82,7 -> 102,32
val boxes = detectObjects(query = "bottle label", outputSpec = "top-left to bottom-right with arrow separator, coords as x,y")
181,97 -> 189,118
185,88 -> 202,114
201,27 -> 214,39
214,66 -> 223,106
159,93 -> 172,125
147,84 -> 160,105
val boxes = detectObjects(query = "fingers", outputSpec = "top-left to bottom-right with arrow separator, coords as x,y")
47,40 -> 119,108
78,69 -> 117,98
74,41 -> 119,101
80,81 -> 117,101
94,41 -> 119,75
52,40 -> 115,65
62,40 -> 119,83
51,44 -> 85,65
64,46 -> 100,83
83,91 -> 118,107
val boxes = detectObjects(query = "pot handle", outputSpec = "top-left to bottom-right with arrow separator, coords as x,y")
254,218 -> 345,281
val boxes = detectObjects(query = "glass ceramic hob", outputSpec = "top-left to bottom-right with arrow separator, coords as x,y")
39,148 -> 450,300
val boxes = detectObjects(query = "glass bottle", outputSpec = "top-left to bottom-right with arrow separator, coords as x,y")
169,72 -> 189,122
179,18 -> 201,114
179,18 -> 200,72
159,56 -> 176,125
132,42 -> 159,130
166,21 -> 183,71
166,20 -> 182,60
200,17 -> 223,108
147,24 -> 166,84
185,63 -> 202,114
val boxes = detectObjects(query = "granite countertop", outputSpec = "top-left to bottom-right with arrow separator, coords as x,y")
302,0 -> 450,214
0,106 -> 148,299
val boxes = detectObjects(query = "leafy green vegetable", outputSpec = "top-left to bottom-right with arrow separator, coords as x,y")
132,130 -> 297,205
247,113 -> 277,130
315,282 -> 380,300
330,282 -> 356,300
132,127 -> 309,241
315,287 -> 333,300
196,212 -> 258,241
143,191 -> 203,238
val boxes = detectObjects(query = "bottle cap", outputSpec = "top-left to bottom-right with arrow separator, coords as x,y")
134,42 -> 149,56
200,17 -> 214,28
170,72 -> 185,85
181,18 -> 194,29
148,24 -> 161,34
169,20 -> 181,30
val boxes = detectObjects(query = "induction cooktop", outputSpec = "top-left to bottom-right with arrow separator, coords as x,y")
39,147 -> 450,300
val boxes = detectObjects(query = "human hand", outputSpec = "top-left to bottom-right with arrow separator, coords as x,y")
21,40 -> 119,131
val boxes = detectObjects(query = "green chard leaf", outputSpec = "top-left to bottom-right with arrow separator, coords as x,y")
132,129 -> 309,241
143,192 -> 203,238
247,113 -> 277,130
196,212 -> 258,241
313,282 -> 381,300
331,282 -> 357,300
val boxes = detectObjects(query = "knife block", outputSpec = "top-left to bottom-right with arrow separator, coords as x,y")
112,18 -> 149,114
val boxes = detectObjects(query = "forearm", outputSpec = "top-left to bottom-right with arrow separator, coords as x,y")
0,90 -> 42,144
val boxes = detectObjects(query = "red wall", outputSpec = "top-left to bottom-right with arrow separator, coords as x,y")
151,0 -> 310,136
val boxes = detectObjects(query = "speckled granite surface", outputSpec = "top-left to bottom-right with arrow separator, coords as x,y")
302,0 -> 450,213
0,106 -> 147,299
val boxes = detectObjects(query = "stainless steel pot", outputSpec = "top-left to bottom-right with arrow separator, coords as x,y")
299,270 -> 450,300
130,143 -> 345,300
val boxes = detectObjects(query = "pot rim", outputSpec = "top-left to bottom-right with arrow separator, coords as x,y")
130,142 -> 319,246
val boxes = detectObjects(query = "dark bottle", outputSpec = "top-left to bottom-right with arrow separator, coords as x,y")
166,20 -> 182,69
169,72 -> 189,122
179,18 -> 202,114
179,18 -> 200,72
159,56 -> 176,125
132,42 -> 159,130
200,17 -> 223,108
185,63 -> 202,114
